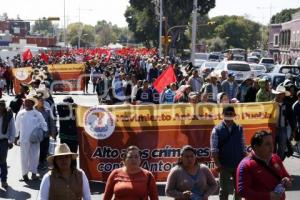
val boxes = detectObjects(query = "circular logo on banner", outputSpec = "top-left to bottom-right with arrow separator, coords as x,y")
84,107 -> 116,140
15,69 -> 29,80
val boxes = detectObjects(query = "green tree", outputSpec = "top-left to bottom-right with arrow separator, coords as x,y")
67,23 -> 95,47
271,8 -> 300,24
206,37 -> 226,51
125,0 -> 215,49
211,16 -> 261,49
94,20 -> 134,47
32,17 -> 54,36
95,20 -> 116,46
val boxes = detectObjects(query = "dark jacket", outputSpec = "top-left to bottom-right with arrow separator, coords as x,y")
244,87 -> 258,103
56,103 -> 77,141
211,121 -> 246,168
204,83 -> 222,103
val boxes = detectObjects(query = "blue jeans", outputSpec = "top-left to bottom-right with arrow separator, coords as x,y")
0,139 -> 9,182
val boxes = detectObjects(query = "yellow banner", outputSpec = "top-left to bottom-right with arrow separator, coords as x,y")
76,102 -> 278,182
76,102 -> 278,128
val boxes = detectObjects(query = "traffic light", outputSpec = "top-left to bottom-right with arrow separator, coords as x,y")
167,36 -> 172,43
161,36 -> 172,45
207,21 -> 216,25
47,17 -> 60,21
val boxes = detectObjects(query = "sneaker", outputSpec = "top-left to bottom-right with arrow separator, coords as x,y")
19,174 -> 29,182
31,173 -> 40,180
1,182 -> 8,189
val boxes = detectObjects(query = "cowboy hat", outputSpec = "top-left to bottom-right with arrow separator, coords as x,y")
35,88 -> 50,99
24,95 -> 38,105
47,143 -> 78,165
272,85 -> 291,96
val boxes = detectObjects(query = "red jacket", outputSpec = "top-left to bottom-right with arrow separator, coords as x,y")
236,153 -> 290,200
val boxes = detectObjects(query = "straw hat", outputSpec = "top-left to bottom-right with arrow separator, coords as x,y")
47,143 -> 78,165
25,95 -> 38,105
272,85 -> 291,96
35,88 -> 50,99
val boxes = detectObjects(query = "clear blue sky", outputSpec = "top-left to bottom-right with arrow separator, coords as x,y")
1,0 -> 299,27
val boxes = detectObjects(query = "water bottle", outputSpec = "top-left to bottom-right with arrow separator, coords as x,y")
274,183 -> 285,194
48,138 -> 57,155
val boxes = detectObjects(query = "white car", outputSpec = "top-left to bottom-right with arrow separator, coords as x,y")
249,63 -> 267,77
194,53 -> 209,60
213,61 -> 253,82
193,59 -> 206,68
199,61 -> 220,77
259,57 -> 275,72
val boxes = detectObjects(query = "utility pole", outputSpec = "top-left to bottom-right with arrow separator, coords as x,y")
158,0 -> 163,58
77,6 -> 82,49
64,0 -> 66,47
191,0 -> 198,65
164,17 -> 168,57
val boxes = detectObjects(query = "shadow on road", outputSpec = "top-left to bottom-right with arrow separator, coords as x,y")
23,179 -> 41,191
287,175 -> 300,191
0,187 -> 31,200
90,182 -> 105,195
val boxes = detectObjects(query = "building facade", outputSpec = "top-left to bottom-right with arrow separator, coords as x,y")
268,10 -> 300,64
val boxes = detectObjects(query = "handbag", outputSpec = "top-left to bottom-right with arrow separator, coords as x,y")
29,126 -> 44,143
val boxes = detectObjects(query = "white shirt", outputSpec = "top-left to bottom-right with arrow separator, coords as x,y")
131,84 -> 139,100
212,84 -> 218,102
38,169 -> 91,200
15,109 -> 48,143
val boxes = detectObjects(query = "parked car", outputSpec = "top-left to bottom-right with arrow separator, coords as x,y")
233,54 -> 245,61
193,59 -> 206,68
194,53 -> 209,60
193,53 -> 209,68
208,52 -> 223,61
249,63 -> 267,77
200,61 -> 220,71
199,61 -> 220,77
247,56 -> 259,63
271,65 -> 300,75
258,73 -> 300,89
259,57 -> 275,72
213,61 -> 253,82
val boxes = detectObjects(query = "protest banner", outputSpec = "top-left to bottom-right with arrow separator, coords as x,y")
12,63 -> 85,93
76,102 -> 278,182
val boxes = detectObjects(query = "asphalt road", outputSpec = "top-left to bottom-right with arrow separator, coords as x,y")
1,85 -> 300,199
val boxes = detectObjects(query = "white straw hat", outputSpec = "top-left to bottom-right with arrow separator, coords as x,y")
47,143 -> 78,165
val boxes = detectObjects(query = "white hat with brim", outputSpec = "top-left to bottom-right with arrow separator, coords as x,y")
272,85 -> 291,96
47,143 -> 78,165
36,88 -> 50,99
25,95 -> 38,105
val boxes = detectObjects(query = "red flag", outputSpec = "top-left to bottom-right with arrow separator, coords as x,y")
153,65 -> 177,93
40,52 -> 49,63
22,48 -> 33,61
105,51 -> 112,63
